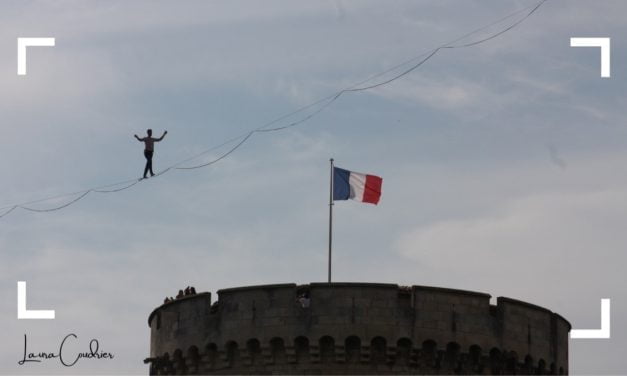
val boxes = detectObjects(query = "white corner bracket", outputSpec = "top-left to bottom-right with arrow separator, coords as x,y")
17,37 -> 55,76
570,37 -> 611,78
570,299 -> 610,339
17,281 -> 55,319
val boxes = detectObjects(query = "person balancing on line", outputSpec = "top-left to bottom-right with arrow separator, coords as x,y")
134,129 -> 167,178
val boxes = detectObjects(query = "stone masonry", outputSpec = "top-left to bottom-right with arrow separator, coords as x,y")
145,283 -> 570,374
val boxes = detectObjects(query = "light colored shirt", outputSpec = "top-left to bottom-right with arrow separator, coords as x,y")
298,297 -> 310,308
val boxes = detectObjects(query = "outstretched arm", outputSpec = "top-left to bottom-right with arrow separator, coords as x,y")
134,134 -> 143,141
156,130 -> 168,142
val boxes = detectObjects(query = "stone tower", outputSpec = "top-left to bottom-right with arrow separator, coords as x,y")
145,283 -> 570,374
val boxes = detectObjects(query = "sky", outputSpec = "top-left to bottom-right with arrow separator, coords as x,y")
0,0 -> 626,374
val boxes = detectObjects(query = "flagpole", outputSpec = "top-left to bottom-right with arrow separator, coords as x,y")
328,158 -> 334,283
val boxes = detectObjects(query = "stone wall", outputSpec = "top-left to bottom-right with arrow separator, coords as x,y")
146,283 -> 570,374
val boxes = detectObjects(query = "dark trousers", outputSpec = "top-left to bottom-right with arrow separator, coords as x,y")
144,150 -> 154,177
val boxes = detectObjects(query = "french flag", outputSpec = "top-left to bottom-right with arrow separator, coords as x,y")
333,167 -> 383,205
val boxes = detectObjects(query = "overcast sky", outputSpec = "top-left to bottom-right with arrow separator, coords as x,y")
0,0 -> 626,374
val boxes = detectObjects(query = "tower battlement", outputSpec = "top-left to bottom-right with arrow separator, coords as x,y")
146,283 -> 570,374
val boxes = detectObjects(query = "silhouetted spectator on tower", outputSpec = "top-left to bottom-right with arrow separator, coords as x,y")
297,292 -> 310,308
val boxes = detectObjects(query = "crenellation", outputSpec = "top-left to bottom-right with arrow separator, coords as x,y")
146,283 -> 570,374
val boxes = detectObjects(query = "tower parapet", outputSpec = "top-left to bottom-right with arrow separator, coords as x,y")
146,283 -> 570,374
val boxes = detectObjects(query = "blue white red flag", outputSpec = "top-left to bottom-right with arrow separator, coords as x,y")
333,167 -> 382,205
